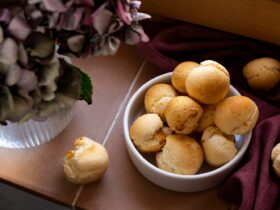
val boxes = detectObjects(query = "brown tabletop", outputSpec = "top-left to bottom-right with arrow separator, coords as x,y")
0,45 -> 230,210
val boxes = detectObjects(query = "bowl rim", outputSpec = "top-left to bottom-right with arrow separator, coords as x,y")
123,72 -> 252,180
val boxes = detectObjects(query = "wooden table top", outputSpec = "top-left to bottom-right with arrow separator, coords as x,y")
0,45 -> 230,210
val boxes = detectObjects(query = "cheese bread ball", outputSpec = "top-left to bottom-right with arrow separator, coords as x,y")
243,57 -> 280,91
171,61 -> 199,93
144,83 -> 177,120
214,96 -> 259,135
195,103 -> 217,133
202,126 -> 237,167
156,134 -> 204,175
186,60 -> 230,104
63,137 -> 109,184
130,113 -> 171,153
165,96 -> 203,134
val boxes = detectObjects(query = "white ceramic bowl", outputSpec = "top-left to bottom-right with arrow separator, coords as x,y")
123,72 -> 251,192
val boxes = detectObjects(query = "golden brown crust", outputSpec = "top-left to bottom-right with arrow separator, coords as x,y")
243,57 -> 280,91
165,96 -> 203,134
214,96 -> 259,135
171,61 -> 199,93
200,60 -> 230,77
156,134 -> 204,175
185,60 -> 230,104
195,103 -> 217,133
63,137 -> 109,184
144,83 -> 177,120
129,113 -> 171,152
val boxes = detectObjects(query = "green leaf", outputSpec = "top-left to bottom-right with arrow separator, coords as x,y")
79,70 -> 93,104
59,59 -> 93,105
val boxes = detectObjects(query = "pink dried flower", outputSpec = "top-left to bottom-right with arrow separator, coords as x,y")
0,0 -> 150,124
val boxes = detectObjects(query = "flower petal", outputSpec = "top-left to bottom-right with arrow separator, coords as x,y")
18,43 -> 28,66
67,35 -> 85,53
18,88 -> 34,106
57,9 -> 82,31
0,100 -> 9,123
129,0 -> 141,9
56,93 -> 76,108
117,0 -> 132,25
36,102 -> 56,118
0,38 -> 18,65
16,69 -> 38,92
41,84 -> 56,101
92,8 -> 113,35
8,15 -> 32,41
26,32 -> 55,58
6,96 -> 33,122
107,19 -> 124,34
75,0 -> 94,7
42,0 -> 67,12
97,36 -> 120,56
0,9 -> 11,23
47,12 -> 59,28
0,26 -> 3,44
5,64 -> 22,86
0,85 -> 14,112
25,5 -> 44,27
131,12 -> 151,22
38,58 -> 60,86
28,0 -> 42,4
0,61 -> 10,74
125,24 -> 149,45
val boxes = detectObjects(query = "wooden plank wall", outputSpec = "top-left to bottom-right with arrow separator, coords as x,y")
141,0 -> 280,45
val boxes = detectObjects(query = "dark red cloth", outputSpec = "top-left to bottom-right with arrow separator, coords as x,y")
137,22 -> 280,210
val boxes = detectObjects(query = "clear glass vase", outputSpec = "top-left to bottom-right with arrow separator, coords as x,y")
0,107 -> 74,149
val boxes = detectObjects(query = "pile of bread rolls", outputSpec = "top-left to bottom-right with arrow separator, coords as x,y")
130,60 -> 259,175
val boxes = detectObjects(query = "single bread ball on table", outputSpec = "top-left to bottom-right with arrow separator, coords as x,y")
144,83 -> 177,120
243,57 -> 280,91
214,96 -> 259,135
195,103 -> 217,133
130,113 -> 172,153
171,61 -> 199,93
202,126 -> 237,167
271,143 -> 280,177
185,60 -> 230,104
63,137 -> 109,184
165,96 -> 203,134
156,134 -> 204,175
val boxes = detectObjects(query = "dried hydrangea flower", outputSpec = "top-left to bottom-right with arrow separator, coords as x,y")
24,0 -> 151,56
0,0 -> 150,124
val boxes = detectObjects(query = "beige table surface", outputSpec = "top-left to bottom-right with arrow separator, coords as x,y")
0,45 -> 230,210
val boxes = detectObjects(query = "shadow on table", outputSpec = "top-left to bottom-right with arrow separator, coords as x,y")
0,182 -> 70,210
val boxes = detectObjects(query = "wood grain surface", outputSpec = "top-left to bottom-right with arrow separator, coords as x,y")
141,0 -> 280,45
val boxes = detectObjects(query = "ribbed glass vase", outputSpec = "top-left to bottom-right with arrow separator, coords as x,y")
0,107 -> 74,149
